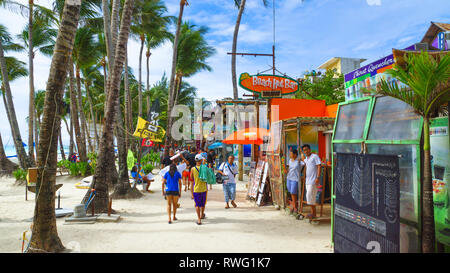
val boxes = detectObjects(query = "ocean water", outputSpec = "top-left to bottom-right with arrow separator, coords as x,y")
4,144 -> 71,160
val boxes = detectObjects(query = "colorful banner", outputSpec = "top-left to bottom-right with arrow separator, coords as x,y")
343,45 -> 414,102
430,117 -> 450,245
133,116 -> 165,142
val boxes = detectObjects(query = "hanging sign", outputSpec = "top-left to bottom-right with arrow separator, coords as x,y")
239,73 -> 299,98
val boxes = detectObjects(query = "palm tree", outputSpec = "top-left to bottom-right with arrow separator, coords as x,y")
0,56 -> 26,175
231,0 -> 268,99
0,24 -> 31,170
173,22 -> 216,105
81,64 -> 104,149
164,0 -> 187,158
131,0 -> 170,117
89,0 -> 139,212
18,18 -> 57,161
375,50 -> 450,253
230,0 -> 268,181
144,11 -> 174,114
73,26 -> 102,154
28,0 -> 82,253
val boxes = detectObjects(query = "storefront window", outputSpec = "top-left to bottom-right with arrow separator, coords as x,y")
334,100 -> 370,140
333,143 -> 361,154
368,96 -> 421,141
366,144 -> 418,223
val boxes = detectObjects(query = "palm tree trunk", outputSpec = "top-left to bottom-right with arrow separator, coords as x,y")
63,116 -> 74,156
28,0 -> 35,164
85,82 -> 100,150
68,59 -> 87,162
111,71 -> 142,199
138,36 -> 144,117
422,117 -> 435,253
146,47 -> 150,114
0,131 -> 18,175
58,126 -> 65,161
102,0 -> 114,73
231,0 -> 246,99
124,53 -> 130,148
28,0 -> 81,253
110,0 -> 120,57
0,40 -> 31,170
75,66 -> 92,154
34,113 -> 39,164
89,0 -> 136,212
164,0 -> 186,158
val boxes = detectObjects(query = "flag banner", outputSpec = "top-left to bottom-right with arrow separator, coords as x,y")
133,116 -> 165,142
142,139 -> 154,147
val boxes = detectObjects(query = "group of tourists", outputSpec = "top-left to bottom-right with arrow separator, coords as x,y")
285,144 -> 322,219
157,146 -> 239,225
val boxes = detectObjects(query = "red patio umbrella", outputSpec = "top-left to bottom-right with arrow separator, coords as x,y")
222,127 -> 269,145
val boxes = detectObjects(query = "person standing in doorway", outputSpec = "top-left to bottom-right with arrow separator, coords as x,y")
218,155 -> 239,209
190,154 -> 208,225
301,144 -> 322,219
285,149 -> 304,213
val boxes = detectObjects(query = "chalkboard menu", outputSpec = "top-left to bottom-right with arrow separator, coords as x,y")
334,153 -> 400,253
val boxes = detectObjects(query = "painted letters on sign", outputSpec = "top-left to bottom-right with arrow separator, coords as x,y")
239,73 -> 299,98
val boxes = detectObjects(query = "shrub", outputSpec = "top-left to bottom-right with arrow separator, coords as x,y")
78,162 -> 89,177
57,159 -> 71,169
13,168 -> 27,181
68,162 -> 80,176
88,152 -> 97,170
142,164 -> 154,174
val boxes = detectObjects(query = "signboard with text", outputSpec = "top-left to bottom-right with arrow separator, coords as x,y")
239,73 -> 299,98
334,153 -> 400,253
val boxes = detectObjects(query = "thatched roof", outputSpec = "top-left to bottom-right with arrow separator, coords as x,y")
421,22 -> 450,49
392,48 -> 450,69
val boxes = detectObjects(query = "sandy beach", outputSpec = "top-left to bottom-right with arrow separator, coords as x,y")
0,172 -> 332,253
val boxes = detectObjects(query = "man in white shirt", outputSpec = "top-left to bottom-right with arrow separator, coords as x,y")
218,155 -> 239,209
284,149 -> 304,213
301,144 -> 322,219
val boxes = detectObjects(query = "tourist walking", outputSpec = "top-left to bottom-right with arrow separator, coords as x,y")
162,164 -> 182,224
218,155 -> 238,209
301,144 -> 322,219
190,154 -> 208,225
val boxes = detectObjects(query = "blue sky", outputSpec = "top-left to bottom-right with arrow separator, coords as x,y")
0,0 -> 449,148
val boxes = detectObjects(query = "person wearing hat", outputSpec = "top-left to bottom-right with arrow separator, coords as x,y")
190,153 -> 208,225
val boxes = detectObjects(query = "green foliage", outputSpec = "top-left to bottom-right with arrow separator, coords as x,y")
13,168 -> 27,181
88,152 -> 97,170
57,159 -> 71,169
78,162 -> 89,177
295,69 -> 345,105
376,51 -> 450,118
68,162 -> 80,176
142,163 -> 154,174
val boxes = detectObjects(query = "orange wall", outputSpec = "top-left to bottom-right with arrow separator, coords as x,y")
270,98 -> 327,121
325,104 -> 338,118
